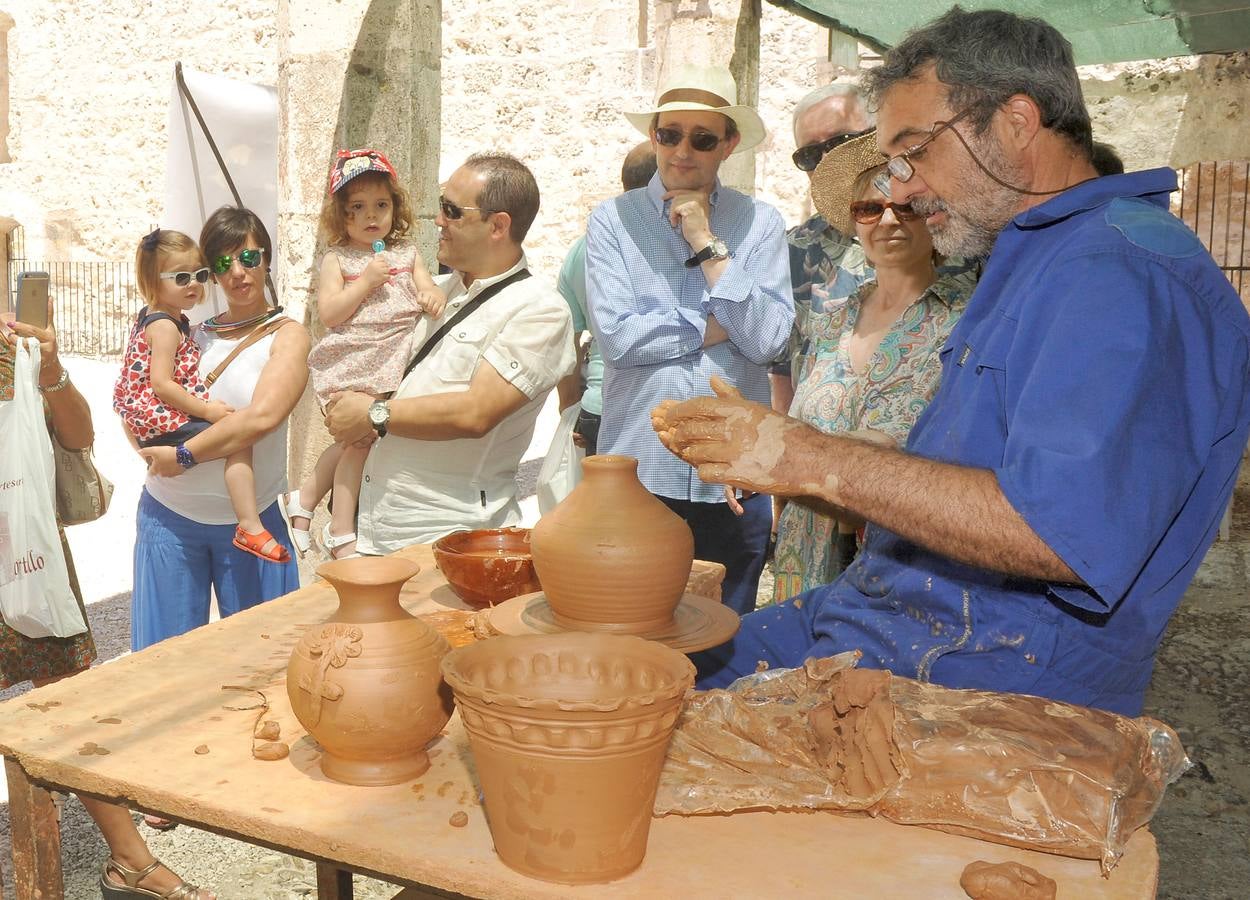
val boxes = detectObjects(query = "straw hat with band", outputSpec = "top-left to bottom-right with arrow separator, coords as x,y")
625,64 -> 766,154
810,129 -> 889,235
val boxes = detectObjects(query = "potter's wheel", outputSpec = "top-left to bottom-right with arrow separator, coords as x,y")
484,591 -> 739,654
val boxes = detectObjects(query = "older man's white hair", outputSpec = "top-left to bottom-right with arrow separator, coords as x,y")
791,83 -> 874,143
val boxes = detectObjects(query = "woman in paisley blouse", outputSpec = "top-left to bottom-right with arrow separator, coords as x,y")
771,131 -> 977,602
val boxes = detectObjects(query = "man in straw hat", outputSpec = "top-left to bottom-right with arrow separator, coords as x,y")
651,7 -> 1250,716
586,63 -> 794,615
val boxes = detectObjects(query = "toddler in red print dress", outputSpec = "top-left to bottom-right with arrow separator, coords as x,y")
114,228 -> 290,563
287,149 -> 446,559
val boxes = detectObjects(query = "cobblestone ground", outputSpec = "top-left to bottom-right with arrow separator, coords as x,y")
1,473 -> 1248,898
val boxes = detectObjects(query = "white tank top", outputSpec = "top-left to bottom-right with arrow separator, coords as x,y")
145,324 -> 290,524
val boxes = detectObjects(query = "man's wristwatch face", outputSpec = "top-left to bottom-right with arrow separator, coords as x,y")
368,400 -> 390,436
705,237 -> 730,260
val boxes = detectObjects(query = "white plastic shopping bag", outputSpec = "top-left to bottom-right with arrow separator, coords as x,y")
0,340 -> 87,638
536,402 -> 585,515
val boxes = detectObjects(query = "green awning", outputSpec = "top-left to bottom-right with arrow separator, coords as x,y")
767,1 -> 1250,65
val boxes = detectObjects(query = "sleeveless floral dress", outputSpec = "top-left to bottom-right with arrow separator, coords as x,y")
771,270 -> 976,603
308,242 -> 425,404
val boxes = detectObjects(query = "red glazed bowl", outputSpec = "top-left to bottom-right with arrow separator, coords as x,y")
432,527 -> 541,609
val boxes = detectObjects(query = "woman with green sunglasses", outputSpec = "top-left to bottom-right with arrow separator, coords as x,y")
133,207 -> 309,654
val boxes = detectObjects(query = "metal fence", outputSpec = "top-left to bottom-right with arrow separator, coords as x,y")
6,228 -> 143,357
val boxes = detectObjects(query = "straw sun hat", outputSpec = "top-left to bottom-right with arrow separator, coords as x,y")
810,129 -> 889,235
625,64 -> 766,154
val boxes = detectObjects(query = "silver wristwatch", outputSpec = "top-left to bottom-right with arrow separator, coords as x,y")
368,400 -> 390,438
685,236 -> 731,268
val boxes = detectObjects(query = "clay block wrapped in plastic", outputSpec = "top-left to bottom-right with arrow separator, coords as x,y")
655,655 -> 1190,873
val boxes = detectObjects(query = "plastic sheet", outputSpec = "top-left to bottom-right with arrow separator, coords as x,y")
655,654 -> 1190,873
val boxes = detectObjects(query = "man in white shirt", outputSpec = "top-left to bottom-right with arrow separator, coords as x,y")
325,153 -> 575,552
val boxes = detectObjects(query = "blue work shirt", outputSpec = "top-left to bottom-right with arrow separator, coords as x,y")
806,169 -> 1250,715
586,172 -> 793,501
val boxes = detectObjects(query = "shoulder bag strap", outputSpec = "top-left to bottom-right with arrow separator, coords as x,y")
204,316 -> 290,387
402,269 -> 530,380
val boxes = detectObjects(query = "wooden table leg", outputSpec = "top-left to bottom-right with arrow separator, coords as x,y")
316,861 -> 354,899
5,757 -> 62,900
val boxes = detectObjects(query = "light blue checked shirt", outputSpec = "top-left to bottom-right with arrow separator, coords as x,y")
585,173 -> 794,502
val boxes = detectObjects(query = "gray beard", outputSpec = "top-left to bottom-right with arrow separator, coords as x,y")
912,194 -> 1012,259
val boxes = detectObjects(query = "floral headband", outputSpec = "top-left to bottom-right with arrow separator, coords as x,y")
328,148 -> 397,195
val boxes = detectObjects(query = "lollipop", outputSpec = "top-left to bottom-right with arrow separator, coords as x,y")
372,240 -> 385,253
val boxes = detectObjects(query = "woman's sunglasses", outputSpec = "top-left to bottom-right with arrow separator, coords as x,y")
850,200 -> 922,225
159,267 -> 211,287
211,248 -> 265,275
792,128 -> 872,172
439,195 -> 494,221
654,127 -> 725,153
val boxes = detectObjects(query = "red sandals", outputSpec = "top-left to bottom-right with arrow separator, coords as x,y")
232,526 -> 291,563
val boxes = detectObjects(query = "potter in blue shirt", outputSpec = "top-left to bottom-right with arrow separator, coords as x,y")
653,8 -> 1250,714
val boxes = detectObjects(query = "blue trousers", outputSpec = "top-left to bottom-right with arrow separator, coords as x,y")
132,489 -> 299,651
691,593 -> 826,688
658,493 -> 772,616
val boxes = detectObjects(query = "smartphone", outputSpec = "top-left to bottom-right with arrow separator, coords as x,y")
15,271 -> 50,329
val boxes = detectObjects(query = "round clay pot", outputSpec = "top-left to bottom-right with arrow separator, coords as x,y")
432,527 -> 541,609
442,633 -> 695,884
287,556 -> 453,785
530,455 -> 694,633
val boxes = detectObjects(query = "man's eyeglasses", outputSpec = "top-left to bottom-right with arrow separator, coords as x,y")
792,129 -> 871,172
654,127 -> 725,153
159,267 -> 211,286
884,104 -> 981,184
439,195 -> 494,221
211,248 -> 264,275
849,200 -> 922,225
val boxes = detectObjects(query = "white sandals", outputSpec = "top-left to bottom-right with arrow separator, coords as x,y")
283,494 -> 315,558
320,522 -> 361,560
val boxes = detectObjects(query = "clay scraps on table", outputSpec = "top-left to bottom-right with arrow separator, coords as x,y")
221,685 -> 290,761
960,860 -> 1056,900
654,654 -> 1190,874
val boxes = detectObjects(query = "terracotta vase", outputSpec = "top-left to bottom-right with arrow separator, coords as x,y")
442,633 -> 695,884
286,557 -> 452,786
531,454 -> 694,633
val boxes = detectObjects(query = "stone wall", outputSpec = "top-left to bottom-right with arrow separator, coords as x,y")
0,1 -> 277,263
1,3 -> 1247,298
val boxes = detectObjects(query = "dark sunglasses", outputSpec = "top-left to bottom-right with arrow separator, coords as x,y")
439,195 -> 494,221
654,126 -> 725,153
211,248 -> 264,275
159,267 -> 210,287
850,200 -> 922,225
792,129 -> 872,172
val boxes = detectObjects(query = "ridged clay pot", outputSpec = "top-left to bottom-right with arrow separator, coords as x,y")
287,556 -> 453,785
442,633 -> 695,884
531,454 -> 694,633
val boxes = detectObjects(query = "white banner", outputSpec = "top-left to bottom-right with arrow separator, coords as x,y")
164,65 -> 278,323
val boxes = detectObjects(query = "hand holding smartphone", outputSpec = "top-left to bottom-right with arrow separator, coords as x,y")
15,271 -> 50,330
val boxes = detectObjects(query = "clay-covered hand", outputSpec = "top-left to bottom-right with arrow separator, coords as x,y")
325,390 -> 375,444
662,190 -> 713,250
202,399 -> 235,423
138,444 -> 181,477
652,375 -> 835,500
416,288 -> 447,318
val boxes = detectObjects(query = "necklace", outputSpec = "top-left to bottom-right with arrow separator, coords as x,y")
201,306 -> 284,333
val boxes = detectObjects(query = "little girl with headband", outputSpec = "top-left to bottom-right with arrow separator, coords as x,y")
287,148 -> 445,558
114,228 -> 290,562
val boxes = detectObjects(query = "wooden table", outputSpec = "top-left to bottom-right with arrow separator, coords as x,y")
0,545 -> 1159,899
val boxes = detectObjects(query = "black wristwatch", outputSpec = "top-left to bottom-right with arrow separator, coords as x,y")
368,400 -> 390,438
685,236 -> 731,268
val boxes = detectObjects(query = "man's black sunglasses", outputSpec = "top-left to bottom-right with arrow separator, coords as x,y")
439,195 -> 495,221
654,126 -> 725,153
792,128 -> 872,172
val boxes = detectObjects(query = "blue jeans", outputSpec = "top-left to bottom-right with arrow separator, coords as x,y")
658,493 -> 772,616
131,489 -> 299,651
